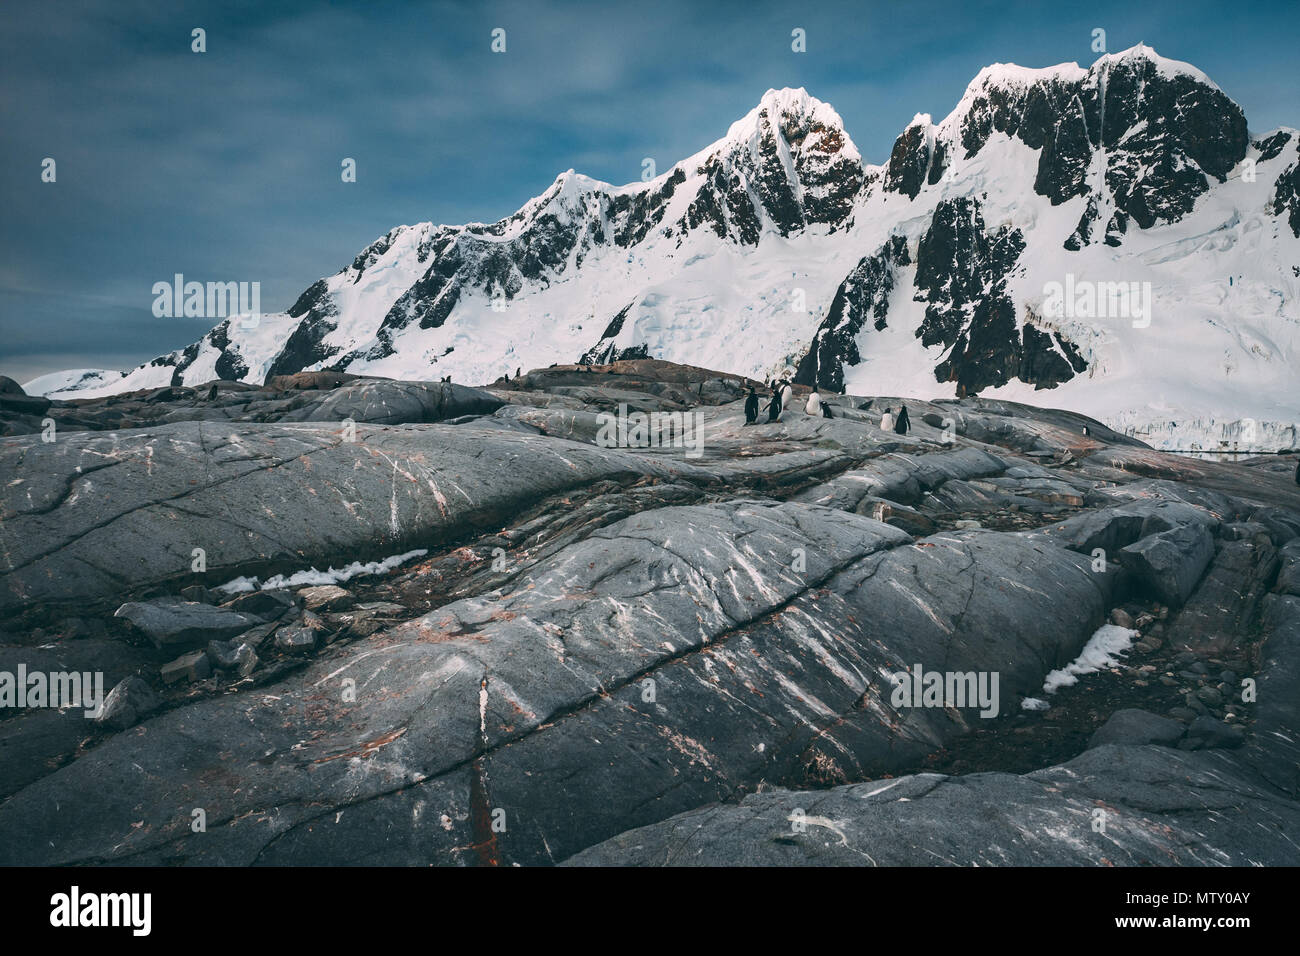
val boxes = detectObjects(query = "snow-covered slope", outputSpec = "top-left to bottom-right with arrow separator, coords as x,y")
22,368 -> 126,397
52,47 -> 1300,451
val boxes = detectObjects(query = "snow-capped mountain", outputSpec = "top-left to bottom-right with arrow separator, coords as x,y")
36,45 -> 1300,451
21,368 -> 127,397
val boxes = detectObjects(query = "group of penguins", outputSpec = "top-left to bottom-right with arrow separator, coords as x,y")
742,378 -> 911,434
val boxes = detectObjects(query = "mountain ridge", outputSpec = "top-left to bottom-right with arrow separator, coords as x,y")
28,45 -> 1300,452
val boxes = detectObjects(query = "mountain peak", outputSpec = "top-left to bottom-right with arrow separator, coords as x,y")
1091,42 -> 1220,89
938,43 -> 1227,135
757,86 -> 814,112
954,43 -> 1215,100
725,87 -> 848,134
727,86 -> 861,163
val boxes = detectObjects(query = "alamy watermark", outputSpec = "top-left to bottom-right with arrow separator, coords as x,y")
0,665 -> 104,717
888,664 -> 1000,718
595,402 -> 705,458
152,273 -> 261,328
1042,274 -> 1152,328
50,886 -> 151,936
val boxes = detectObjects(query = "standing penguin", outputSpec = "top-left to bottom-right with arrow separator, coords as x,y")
765,387 -> 783,423
779,379 -> 794,414
880,407 -> 895,432
806,389 -> 823,416
894,404 -> 911,435
744,386 -> 760,425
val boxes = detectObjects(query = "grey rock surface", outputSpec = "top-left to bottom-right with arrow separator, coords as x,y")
0,421 -> 706,616
565,744 -> 1299,866
0,361 -> 1297,866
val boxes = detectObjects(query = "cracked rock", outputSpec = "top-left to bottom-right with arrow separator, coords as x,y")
114,599 -> 266,650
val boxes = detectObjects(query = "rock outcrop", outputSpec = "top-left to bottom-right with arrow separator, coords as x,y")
1,361 -> 1297,866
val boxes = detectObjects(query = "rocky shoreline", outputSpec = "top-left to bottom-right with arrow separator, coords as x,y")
1,360 -> 1298,865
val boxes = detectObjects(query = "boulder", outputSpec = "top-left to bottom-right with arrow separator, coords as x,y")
221,589 -> 295,619
1109,608 -> 1137,629
235,620 -> 279,650
207,640 -> 257,675
1277,539 -> 1300,596
114,599 -> 265,650
1119,522 -> 1215,607
274,624 -> 318,653
160,650 -> 212,684
94,676 -> 162,730
179,584 -> 217,604
1183,715 -> 1245,750
1088,708 -> 1184,748
297,585 -> 354,612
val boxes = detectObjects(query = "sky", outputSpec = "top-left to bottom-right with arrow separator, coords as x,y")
2,0 -> 1298,384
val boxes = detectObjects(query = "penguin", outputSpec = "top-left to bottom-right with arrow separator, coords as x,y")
821,401 -> 834,419
778,379 -> 794,413
744,386 -> 759,425
806,390 -> 822,416
765,388 -> 783,423
206,383 -> 218,402
894,404 -> 911,435
880,407 -> 895,432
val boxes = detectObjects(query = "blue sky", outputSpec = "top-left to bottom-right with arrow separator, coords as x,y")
2,0 -> 1297,383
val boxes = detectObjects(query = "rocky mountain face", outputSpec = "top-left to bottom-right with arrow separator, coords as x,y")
31,46 -> 1300,453
801,47 -> 1285,401
2,360 -> 1299,865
